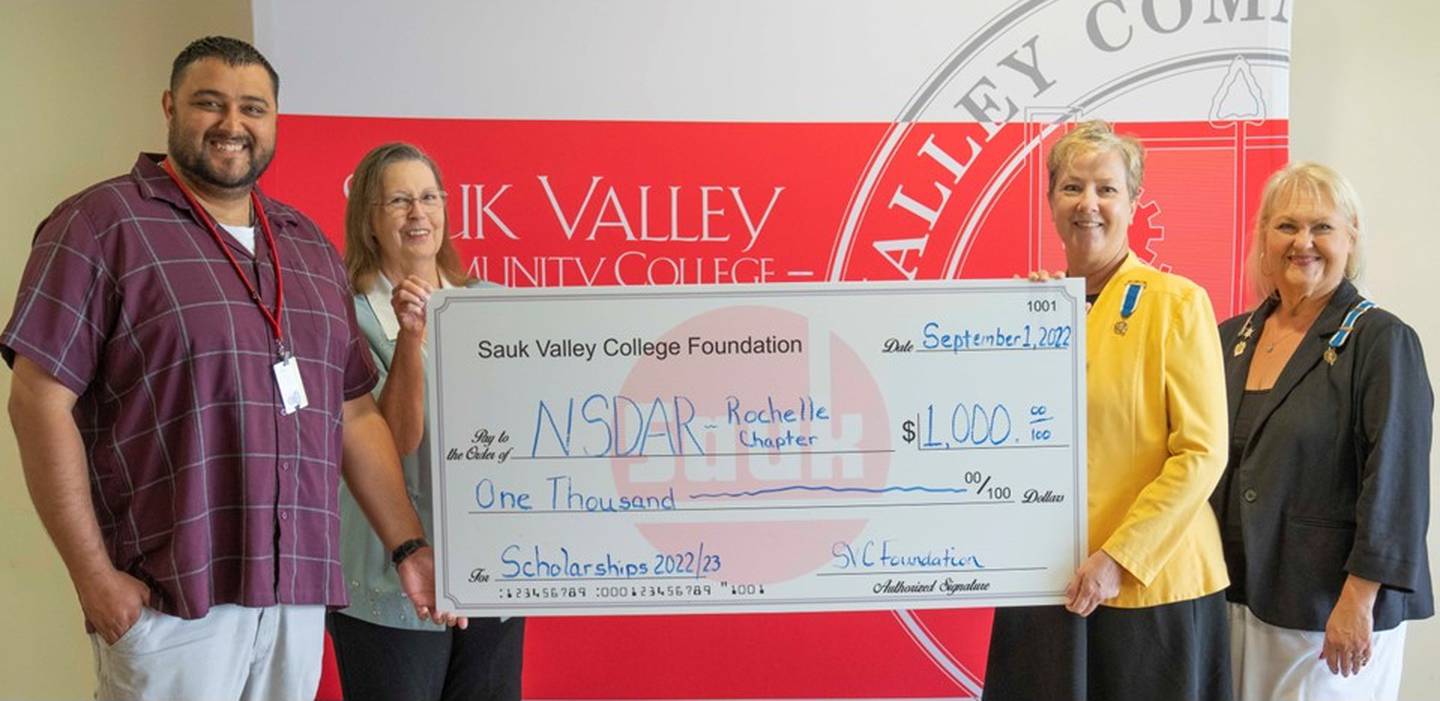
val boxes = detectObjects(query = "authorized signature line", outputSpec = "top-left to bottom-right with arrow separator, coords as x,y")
818,566 -> 1046,576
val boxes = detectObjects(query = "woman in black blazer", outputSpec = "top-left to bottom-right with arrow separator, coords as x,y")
1212,162 -> 1433,701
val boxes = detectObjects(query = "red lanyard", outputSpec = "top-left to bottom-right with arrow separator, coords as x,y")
161,159 -> 289,357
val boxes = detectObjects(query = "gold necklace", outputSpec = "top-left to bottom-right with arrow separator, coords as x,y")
1261,319 -> 1307,353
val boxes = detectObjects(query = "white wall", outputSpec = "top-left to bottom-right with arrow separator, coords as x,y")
1289,2 -> 1440,697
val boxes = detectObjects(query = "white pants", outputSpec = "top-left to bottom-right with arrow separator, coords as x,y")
1229,603 -> 1407,701
90,604 -> 325,701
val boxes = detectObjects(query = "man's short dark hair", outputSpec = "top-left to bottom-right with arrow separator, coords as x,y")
170,36 -> 279,98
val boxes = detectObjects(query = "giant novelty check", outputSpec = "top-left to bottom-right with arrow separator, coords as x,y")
427,280 -> 1087,616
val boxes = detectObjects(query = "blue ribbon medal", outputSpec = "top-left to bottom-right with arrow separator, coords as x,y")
1325,299 -> 1375,365
1114,282 -> 1144,335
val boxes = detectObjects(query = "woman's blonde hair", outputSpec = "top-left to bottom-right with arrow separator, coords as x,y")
343,142 -> 470,293
1046,120 -> 1145,199
1246,161 -> 1363,300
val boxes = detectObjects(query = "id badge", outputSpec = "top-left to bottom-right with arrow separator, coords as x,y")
273,355 -> 309,415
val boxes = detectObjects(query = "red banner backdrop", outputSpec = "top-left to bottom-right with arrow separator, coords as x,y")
266,116 -> 1286,701
265,118 -> 1286,311
255,2 -> 1292,696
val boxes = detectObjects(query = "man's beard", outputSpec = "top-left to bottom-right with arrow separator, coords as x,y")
167,124 -> 274,194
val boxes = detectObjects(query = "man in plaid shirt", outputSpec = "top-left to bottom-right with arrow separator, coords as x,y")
2,36 -> 461,700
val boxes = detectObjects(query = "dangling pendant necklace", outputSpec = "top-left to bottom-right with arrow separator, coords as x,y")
1262,326 -> 1301,353
1261,312 -> 1316,353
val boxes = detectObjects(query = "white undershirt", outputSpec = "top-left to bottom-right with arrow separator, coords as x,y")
220,224 -> 256,256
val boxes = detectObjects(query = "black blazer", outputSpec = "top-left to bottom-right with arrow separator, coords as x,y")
1211,280 -> 1434,631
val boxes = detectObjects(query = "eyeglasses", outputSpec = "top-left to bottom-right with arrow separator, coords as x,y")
377,191 -> 447,213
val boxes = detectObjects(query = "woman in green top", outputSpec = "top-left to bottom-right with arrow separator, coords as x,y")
329,142 -> 523,700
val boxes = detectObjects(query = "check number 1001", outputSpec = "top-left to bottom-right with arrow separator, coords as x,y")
1027,298 -> 1058,313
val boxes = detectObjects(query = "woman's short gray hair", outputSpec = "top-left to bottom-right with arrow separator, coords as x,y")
1046,120 -> 1145,200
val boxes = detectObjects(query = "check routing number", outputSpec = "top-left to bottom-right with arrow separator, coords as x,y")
426,280 -> 1087,616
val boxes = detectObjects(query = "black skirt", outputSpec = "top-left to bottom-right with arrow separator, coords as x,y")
983,591 -> 1231,701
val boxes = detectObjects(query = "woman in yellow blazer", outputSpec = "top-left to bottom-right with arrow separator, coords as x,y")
983,121 -> 1231,701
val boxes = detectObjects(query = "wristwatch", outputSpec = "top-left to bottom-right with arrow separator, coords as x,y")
390,537 -> 429,568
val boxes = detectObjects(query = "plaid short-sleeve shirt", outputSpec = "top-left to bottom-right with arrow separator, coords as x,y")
1,153 -> 378,620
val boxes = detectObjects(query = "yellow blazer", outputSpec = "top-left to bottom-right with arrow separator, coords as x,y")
1087,252 -> 1229,608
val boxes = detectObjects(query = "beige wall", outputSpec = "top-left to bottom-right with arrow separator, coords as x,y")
0,3 -> 251,699
0,1 -> 1437,699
